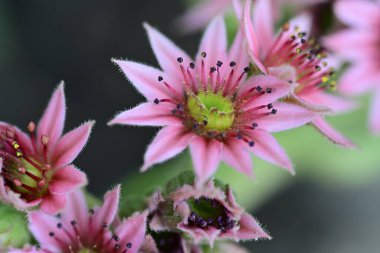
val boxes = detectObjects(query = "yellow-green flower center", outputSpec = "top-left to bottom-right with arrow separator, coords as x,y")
78,248 -> 98,253
187,91 -> 235,132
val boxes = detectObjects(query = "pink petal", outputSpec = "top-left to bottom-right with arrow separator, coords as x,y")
253,0 -> 274,57
254,102 -> 315,133
28,211 -> 69,251
40,192 -> 67,214
312,117 -> 356,148
235,213 -> 271,240
369,88 -> 380,134
189,137 -> 223,184
61,189 -> 89,236
37,82 -> 66,150
51,121 -> 94,168
178,223 -> 221,246
112,59 -> 177,100
301,91 -> 356,114
247,129 -> 294,174
268,65 -> 297,84
229,29 -> 250,76
287,13 -> 312,35
141,125 -> 193,172
339,64 -> 377,96
196,16 -> 228,80
175,0 -> 230,34
239,76 -> 291,109
49,165 -> 87,194
243,0 -> 266,73
222,139 -> 253,176
144,22 -> 192,84
114,212 -> 148,253
232,0 -> 244,19
322,30 -> 376,61
334,0 -> 379,28
108,102 -> 181,127
9,247 -> 49,253
93,185 -> 120,229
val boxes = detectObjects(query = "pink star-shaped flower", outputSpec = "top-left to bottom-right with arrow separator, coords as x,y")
243,0 -> 356,147
9,186 -> 147,253
176,0 -> 327,34
0,83 -> 94,214
323,0 -> 380,134
109,17 -> 315,183
149,181 -> 271,247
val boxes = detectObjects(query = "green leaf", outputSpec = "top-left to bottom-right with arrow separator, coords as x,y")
0,203 -> 31,249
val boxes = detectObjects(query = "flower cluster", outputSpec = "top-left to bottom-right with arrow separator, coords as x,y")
0,0 -> 374,252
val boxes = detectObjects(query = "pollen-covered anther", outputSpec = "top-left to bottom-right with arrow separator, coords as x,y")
28,121 -> 36,133
41,135 -> 49,146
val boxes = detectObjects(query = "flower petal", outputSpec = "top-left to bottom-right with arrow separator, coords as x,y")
339,64 -> 378,96
243,0 -> 266,73
229,29 -> 250,77
175,0 -> 230,34
108,102 -> 181,127
239,75 -> 291,108
287,13 -> 312,35
49,165 -> 87,194
112,59 -> 177,100
254,102 -> 315,133
232,0 -> 244,19
51,121 -> 94,168
37,82 -> 66,150
196,16 -> 228,79
114,211 -> 148,253
222,139 -> 253,176
322,30 -> 376,61
235,213 -> 271,240
301,91 -> 356,114
189,137 -> 223,184
312,117 -> 356,148
144,22 -> 192,84
40,192 -> 67,214
93,185 -> 120,229
141,125 -> 193,172
28,211 -> 71,251
268,65 -> 297,84
253,0 -> 274,57
369,88 -> 380,134
334,0 -> 379,28
247,129 -> 294,174
61,189 -> 89,236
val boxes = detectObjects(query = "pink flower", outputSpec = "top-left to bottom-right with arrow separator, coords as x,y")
9,186 -> 148,253
176,0 -> 327,34
323,0 -> 380,134
109,17 -> 315,183
0,83 -> 94,214
243,0 -> 356,147
149,181 -> 270,246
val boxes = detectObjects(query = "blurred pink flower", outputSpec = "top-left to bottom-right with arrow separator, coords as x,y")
110,17 -> 315,183
0,83 -> 94,214
149,181 -> 270,246
9,186 -> 148,253
243,0 -> 356,147
176,0 -> 327,34
323,0 -> 380,134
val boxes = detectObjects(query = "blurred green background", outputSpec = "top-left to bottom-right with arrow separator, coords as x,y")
1,0 -> 380,252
